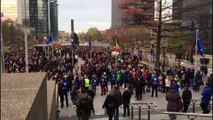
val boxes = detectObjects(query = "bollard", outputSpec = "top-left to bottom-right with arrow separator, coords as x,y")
148,105 -> 151,120
131,106 -> 134,119
193,102 -> 195,113
139,106 -> 141,120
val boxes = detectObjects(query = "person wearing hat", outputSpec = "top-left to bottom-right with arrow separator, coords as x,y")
182,85 -> 192,112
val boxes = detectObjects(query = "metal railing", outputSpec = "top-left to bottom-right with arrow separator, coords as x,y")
190,99 -> 212,113
130,102 -> 157,120
162,112 -> 212,120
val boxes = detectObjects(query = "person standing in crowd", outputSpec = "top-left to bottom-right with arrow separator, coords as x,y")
110,70 -> 117,90
122,87 -> 131,117
135,75 -> 143,100
100,74 -> 107,95
91,74 -> 98,93
116,70 -> 122,87
151,72 -> 159,97
83,75 -> 90,92
76,88 -> 93,120
172,80 -> 180,93
102,91 -> 117,120
182,85 -> 192,112
70,79 -> 78,108
59,76 -> 69,108
165,75 -> 171,93
113,85 -> 123,120
166,87 -> 182,120
195,71 -> 202,92
200,82 -> 213,114
88,86 -> 96,115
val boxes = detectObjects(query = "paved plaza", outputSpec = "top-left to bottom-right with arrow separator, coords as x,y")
58,58 -> 212,120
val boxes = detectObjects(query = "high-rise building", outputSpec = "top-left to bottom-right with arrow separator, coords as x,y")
1,0 -> 18,22
111,0 -> 155,28
50,0 -> 58,40
111,0 -> 124,28
173,0 -> 212,54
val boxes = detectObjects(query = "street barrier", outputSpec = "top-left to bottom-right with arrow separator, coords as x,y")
130,102 -> 157,120
190,99 -> 212,113
162,112 -> 212,120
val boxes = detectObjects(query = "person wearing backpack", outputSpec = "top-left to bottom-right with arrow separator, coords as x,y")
59,76 -> 69,108
102,91 -> 117,120
111,70 -> 116,90
91,74 -> 98,93
76,88 -> 93,120
100,74 -> 107,95
151,73 -> 159,97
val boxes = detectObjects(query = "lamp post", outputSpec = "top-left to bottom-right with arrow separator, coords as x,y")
24,0 -> 29,73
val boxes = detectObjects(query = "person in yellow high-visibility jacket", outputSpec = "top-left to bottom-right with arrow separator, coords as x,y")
84,75 -> 90,92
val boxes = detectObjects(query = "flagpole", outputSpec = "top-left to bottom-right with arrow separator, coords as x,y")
150,29 -> 152,69
195,29 -> 199,70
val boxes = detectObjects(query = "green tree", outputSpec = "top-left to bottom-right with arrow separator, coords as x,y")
86,27 -> 103,41
170,30 -> 193,67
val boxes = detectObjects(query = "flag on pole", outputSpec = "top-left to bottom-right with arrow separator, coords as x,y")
41,36 -> 48,44
46,35 -> 52,44
196,32 -> 204,57
72,42 -> 76,49
150,35 -> 154,56
115,40 -> 120,52
58,39 -> 61,49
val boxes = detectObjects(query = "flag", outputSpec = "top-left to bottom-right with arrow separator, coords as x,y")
58,39 -> 61,49
72,42 -> 76,49
41,36 -> 48,44
115,40 -> 120,52
46,35 -> 52,44
150,35 -> 154,56
196,31 -> 204,57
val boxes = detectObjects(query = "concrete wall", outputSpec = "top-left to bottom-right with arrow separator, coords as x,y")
26,75 -> 48,120
47,81 -> 57,120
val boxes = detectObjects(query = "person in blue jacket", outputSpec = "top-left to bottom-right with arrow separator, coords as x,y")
200,82 -> 213,114
151,73 -> 160,97
91,74 -> 98,93
110,70 -> 116,90
172,80 -> 180,93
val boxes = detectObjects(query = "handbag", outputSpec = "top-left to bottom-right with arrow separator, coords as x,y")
177,98 -> 183,111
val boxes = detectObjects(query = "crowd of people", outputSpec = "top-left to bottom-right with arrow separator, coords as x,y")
56,45 -> 212,120
3,44 -> 212,120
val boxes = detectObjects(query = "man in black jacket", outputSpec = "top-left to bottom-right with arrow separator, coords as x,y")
122,88 -> 131,117
182,85 -> 192,112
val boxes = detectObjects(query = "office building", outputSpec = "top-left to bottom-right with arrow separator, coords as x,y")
50,0 -> 58,40
111,0 -> 155,28
173,0 -> 212,54
1,0 -> 18,22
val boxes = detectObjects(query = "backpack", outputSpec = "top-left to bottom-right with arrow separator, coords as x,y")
77,95 -> 92,112
152,78 -> 159,86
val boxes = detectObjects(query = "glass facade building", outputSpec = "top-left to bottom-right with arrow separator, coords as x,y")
1,0 -> 18,22
50,1 -> 58,40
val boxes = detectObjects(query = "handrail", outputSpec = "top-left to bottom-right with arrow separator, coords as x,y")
189,99 -> 212,113
162,112 -> 212,120
130,102 -> 157,120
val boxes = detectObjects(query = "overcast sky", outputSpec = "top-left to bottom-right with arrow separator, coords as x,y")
58,0 -> 111,33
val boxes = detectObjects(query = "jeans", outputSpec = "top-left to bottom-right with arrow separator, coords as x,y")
114,107 -> 119,120
200,102 -> 210,114
151,86 -> 158,97
123,103 -> 130,116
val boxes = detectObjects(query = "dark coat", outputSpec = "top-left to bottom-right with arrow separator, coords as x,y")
113,89 -> 123,107
182,89 -> 192,103
122,90 -> 131,104
166,89 -> 181,112
102,94 -> 117,115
